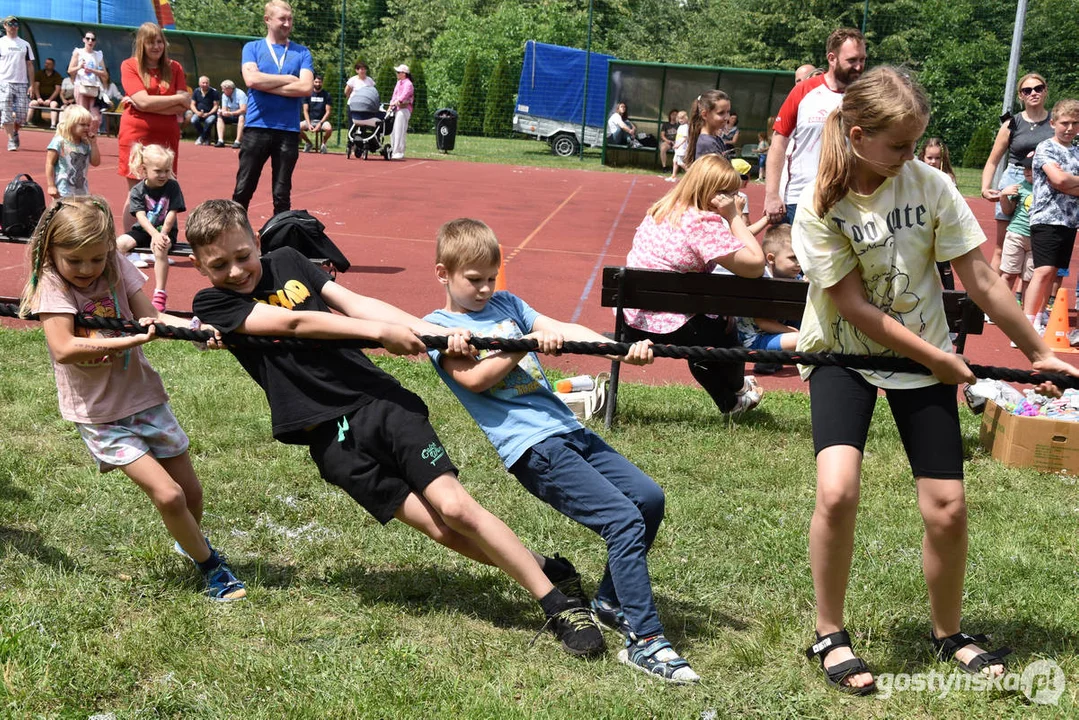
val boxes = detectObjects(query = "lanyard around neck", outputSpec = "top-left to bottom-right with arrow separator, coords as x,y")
265,38 -> 289,73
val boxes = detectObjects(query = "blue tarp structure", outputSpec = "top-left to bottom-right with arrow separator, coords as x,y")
516,41 -> 613,128
5,1 -> 157,27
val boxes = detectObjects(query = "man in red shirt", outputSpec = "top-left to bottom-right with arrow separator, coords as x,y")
764,28 -> 867,225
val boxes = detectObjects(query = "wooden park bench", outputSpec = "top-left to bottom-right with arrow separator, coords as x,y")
599,266 -> 985,427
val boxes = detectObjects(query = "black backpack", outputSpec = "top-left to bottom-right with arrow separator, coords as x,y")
259,210 -> 351,273
1,174 -> 46,237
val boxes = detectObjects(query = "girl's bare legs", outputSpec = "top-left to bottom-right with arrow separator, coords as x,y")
808,444 -> 874,689
917,477 -> 1004,677
122,452 -> 210,563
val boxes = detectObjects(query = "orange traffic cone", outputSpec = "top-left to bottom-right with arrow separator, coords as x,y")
495,244 -> 508,292
1042,287 -> 1079,353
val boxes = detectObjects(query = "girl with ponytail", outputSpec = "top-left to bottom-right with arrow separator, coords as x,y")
792,66 -> 1078,694
684,89 -> 730,166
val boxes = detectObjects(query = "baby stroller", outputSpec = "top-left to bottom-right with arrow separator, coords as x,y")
345,85 -> 394,160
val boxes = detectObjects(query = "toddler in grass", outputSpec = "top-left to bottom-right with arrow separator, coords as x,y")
17,196 -> 246,602
186,199 -> 605,658
116,143 -> 185,313
424,218 -> 699,684
45,105 -> 100,198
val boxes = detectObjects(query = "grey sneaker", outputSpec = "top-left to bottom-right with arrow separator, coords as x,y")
727,376 -> 763,418
590,598 -> 631,636
6,138 -> 16,151
319,144 -> 328,154
303,141 -> 313,153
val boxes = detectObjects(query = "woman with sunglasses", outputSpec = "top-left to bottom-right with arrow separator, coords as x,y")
68,32 -> 107,134
981,73 -> 1052,277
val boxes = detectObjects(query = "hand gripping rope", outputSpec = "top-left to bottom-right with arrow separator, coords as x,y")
3,302 -> 1078,389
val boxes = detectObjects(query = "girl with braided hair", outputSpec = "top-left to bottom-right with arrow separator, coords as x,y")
17,196 -> 246,602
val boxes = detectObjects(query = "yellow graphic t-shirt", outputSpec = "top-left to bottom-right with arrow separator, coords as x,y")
792,160 -> 985,389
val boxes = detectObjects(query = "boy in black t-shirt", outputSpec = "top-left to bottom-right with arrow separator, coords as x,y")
187,199 -> 604,658
300,75 -> 332,153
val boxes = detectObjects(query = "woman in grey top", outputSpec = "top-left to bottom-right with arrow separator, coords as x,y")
981,72 -> 1053,275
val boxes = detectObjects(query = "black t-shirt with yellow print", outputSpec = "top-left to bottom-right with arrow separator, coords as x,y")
193,247 -> 417,444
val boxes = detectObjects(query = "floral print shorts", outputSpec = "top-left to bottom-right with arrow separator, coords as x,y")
77,403 -> 190,472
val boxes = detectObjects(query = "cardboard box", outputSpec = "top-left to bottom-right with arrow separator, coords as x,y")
979,400 -> 1079,474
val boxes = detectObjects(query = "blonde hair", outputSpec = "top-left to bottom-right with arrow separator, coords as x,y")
435,218 -> 501,274
814,66 -> 929,218
647,154 -> 742,225
132,23 -> 173,90
128,143 -> 176,180
761,223 -> 792,256
264,0 -> 293,16
918,137 -> 954,177
685,89 -> 729,166
186,199 -> 255,251
18,196 -> 118,317
1050,98 -> 1079,122
56,104 -> 92,144
1017,72 -> 1047,107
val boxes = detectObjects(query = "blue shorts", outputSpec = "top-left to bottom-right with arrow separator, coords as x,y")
746,332 -> 786,351
995,164 -> 1025,222
76,403 -> 189,473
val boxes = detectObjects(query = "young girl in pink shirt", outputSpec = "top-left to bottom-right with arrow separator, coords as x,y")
18,196 -> 246,602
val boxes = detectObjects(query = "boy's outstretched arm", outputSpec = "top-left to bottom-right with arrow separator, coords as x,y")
237,302 -> 425,355
439,349 -> 530,393
531,315 -> 654,365
321,282 -> 466,339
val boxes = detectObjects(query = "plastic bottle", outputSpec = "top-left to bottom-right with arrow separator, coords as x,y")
555,375 -> 595,393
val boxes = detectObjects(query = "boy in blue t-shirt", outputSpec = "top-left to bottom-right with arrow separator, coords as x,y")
425,218 -> 700,684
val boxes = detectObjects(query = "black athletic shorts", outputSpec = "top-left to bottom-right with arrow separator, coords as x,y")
306,392 -> 458,524
1031,224 -> 1078,270
808,365 -> 963,479
127,224 -> 179,251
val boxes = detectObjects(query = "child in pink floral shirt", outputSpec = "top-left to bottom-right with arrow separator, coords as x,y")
624,154 -> 766,416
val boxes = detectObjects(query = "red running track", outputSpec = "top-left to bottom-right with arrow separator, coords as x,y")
1,128 -> 1075,393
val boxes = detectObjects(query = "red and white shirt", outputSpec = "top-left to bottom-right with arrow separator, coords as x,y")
774,75 -> 843,207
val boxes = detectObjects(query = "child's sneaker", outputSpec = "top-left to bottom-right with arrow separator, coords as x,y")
542,553 -> 587,603
203,561 -> 247,602
618,634 -> 700,684
7,137 -> 17,152
152,289 -> 168,312
540,599 -> 606,657
590,598 -> 631,636
727,376 -> 763,418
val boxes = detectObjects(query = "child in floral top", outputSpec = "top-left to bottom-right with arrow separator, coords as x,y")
623,154 -> 766,416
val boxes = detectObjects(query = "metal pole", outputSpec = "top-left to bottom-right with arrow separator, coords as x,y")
337,0 -> 346,146
994,0 -> 1028,186
861,0 -> 869,33
579,0 -> 593,161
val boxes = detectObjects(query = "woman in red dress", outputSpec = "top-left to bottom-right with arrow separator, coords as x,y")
117,23 -> 190,229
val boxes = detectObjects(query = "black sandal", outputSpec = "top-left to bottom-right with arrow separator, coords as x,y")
805,629 -> 877,695
931,631 -> 1012,675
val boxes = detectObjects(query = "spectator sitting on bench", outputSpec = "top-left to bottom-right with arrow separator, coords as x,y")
59,75 -> 76,110
27,57 -> 63,129
215,79 -> 246,148
189,75 -> 220,146
734,223 -> 803,374
622,154 -> 767,418
607,102 -> 641,148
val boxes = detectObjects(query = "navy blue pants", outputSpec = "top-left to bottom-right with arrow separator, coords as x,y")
510,428 -> 666,638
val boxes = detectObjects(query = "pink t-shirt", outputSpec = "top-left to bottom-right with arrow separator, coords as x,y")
624,208 -> 745,333
773,74 -> 843,207
35,254 -> 169,424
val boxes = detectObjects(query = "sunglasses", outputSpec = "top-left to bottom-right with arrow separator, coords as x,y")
84,36 -> 96,41
1020,84 -> 1046,96
6,20 -> 19,27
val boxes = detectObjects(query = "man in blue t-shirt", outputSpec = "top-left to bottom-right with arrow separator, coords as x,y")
300,75 -> 332,153
231,0 -> 314,216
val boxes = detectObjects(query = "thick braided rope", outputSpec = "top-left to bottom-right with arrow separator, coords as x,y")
3,302 -> 1077,388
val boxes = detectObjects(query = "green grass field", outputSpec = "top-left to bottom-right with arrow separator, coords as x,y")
1,327 -> 1076,718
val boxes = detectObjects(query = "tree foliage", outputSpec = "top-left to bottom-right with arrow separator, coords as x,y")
410,59 -> 431,133
168,0 -> 1079,145
457,52 -> 486,136
483,56 -> 514,138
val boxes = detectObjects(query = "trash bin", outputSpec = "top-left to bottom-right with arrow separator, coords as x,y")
434,108 -> 458,153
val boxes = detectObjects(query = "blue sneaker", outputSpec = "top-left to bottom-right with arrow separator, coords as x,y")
590,598 -> 631,636
618,634 -> 700,684
203,561 -> 247,602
